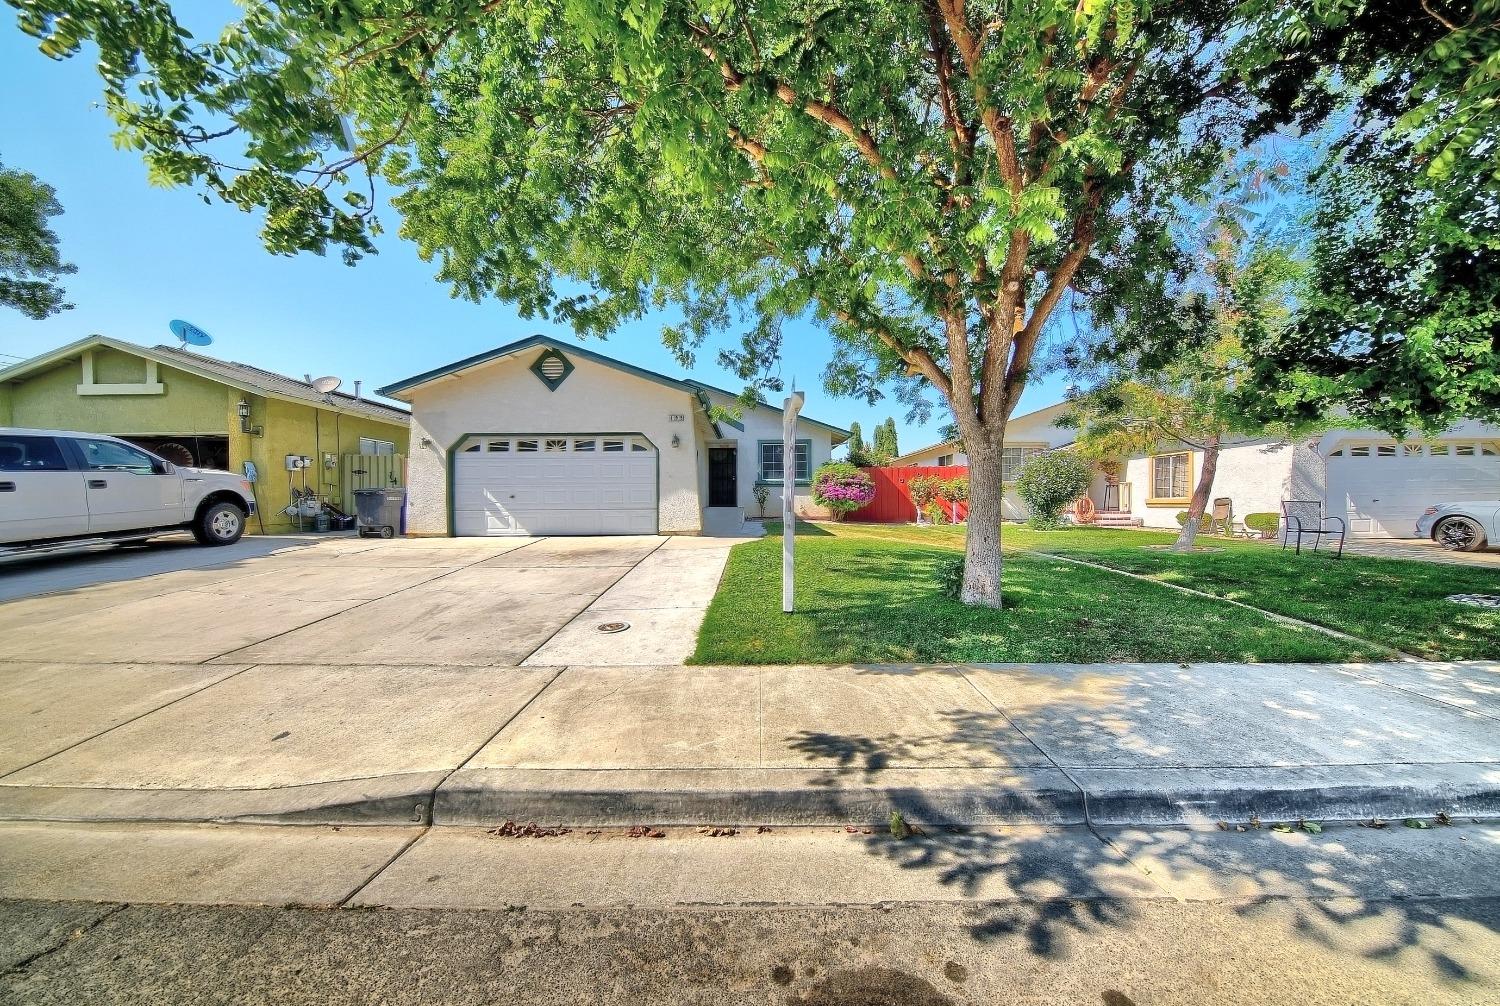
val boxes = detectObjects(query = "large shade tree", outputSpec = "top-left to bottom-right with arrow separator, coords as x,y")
10,0 -> 1301,605
0,155 -> 75,319
1229,0 -> 1499,433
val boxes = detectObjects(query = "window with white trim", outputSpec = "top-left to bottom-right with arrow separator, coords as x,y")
359,437 -> 395,455
759,440 -> 811,482
1151,452 -> 1190,501
1001,446 -> 1044,483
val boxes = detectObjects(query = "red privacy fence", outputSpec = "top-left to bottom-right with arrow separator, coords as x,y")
846,465 -> 970,524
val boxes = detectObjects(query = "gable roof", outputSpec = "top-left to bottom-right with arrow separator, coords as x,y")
686,380 -> 851,442
378,335 -> 850,442
0,335 -> 409,427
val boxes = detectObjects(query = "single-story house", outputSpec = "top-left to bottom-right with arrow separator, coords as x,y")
891,402 -> 1500,539
376,335 -> 851,536
0,335 -> 411,532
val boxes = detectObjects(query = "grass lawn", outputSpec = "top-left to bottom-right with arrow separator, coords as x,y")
696,522 -> 1500,663
692,523 -> 1384,665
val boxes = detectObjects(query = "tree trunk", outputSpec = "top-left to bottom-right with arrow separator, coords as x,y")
1172,435 -> 1221,552
960,442 -> 1005,607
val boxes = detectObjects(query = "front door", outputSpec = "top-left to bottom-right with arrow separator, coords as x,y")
708,447 -> 738,507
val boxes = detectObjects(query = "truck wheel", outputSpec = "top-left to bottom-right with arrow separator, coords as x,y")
193,502 -> 246,546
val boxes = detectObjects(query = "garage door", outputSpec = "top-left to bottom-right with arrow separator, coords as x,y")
1326,439 -> 1500,538
453,435 -> 657,536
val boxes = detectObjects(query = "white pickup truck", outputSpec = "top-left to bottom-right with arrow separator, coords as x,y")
1,428 -> 257,555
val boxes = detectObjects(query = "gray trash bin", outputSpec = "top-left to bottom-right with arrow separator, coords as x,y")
353,487 -> 406,539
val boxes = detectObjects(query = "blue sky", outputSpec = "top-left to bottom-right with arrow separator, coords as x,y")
0,19 -> 1071,453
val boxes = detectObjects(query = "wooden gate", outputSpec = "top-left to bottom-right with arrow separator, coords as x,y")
341,453 -> 406,515
846,465 -> 970,524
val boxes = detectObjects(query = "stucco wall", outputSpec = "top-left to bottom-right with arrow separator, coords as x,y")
6,349 -> 228,435
697,387 -> 839,519
403,349 -> 705,535
232,394 -> 409,533
1118,437 -> 1318,530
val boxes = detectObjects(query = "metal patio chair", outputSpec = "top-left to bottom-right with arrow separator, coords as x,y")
1280,500 -> 1346,557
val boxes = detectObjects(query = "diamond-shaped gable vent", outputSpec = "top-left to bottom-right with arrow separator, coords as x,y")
530,348 -> 574,391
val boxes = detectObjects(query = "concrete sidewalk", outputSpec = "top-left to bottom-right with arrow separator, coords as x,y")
1,660 -> 1495,828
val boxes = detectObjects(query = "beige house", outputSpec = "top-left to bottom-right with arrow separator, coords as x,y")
893,401 -> 1500,538
377,336 -> 849,536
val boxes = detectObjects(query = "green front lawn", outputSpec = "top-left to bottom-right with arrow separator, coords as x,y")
1027,528 -> 1500,660
693,522 -> 1500,664
692,524 -> 1384,665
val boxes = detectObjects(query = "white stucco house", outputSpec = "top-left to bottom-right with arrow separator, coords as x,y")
893,402 -> 1500,539
377,336 -> 849,536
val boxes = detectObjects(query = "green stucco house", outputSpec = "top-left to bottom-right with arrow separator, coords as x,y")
0,335 -> 410,533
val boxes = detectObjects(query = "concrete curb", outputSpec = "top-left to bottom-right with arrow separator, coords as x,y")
0,772 -> 441,826
3,763 -> 1495,829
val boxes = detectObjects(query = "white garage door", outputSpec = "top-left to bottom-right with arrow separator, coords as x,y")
1326,439 -> 1500,538
453,435 -> 657,536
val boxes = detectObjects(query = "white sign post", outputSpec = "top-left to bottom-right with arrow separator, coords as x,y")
782,390 -> 805,613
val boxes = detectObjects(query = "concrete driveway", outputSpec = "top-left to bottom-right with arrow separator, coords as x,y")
0,532 -> 738,667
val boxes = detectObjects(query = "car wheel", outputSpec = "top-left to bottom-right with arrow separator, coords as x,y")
1435,516 -> 1486,552
193,502 -> 246,546
378,526 -> 395,539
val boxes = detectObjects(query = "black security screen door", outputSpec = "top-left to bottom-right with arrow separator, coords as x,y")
709,448 -> 737,507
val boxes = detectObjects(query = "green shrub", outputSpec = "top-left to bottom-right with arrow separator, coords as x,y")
1175,510 -> 1217,534
937,556 -> 965,599
1014,451 -> 1092,529
1245,512 -> 1280,538
810,462 -> 876,518
753,483 -> 771,519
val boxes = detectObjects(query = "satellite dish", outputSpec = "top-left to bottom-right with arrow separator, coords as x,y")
169,319 -> 214,347
311,376 -> 342,395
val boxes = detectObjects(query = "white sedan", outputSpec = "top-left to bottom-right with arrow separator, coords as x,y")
1416,502 -> 1499,552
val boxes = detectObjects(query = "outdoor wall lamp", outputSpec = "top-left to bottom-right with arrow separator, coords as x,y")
236,399 -> 263,437
672,433 -> 681,448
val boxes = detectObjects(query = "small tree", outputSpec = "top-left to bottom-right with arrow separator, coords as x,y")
1067,156 -> 1312,551
907,475 -> 944,524
938,476 -> 969,523
873,419 -> 900,461
1014,452 -> 1092,530
810,462 -> 875,520
845,422 -> 865,462
752,482 -> 771,520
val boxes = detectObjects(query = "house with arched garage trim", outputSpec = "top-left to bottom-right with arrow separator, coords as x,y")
895,400 -> 1500,540
377,336 -> 851,537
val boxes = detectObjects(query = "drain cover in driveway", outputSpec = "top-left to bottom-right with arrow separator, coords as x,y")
596,621 -> 631,633
1448,594 -> 1500,609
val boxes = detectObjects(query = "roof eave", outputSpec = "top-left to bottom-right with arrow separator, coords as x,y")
2,335 -> 409,428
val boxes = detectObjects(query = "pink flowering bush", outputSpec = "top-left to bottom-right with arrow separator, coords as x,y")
811,462 -> 876,519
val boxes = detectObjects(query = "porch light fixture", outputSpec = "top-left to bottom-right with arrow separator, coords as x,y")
236,399 -> 262,437
672,433 -> 681,448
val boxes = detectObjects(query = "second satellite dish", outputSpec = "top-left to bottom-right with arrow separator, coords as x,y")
169,319 -> 214,347
311,376 -> 343,395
